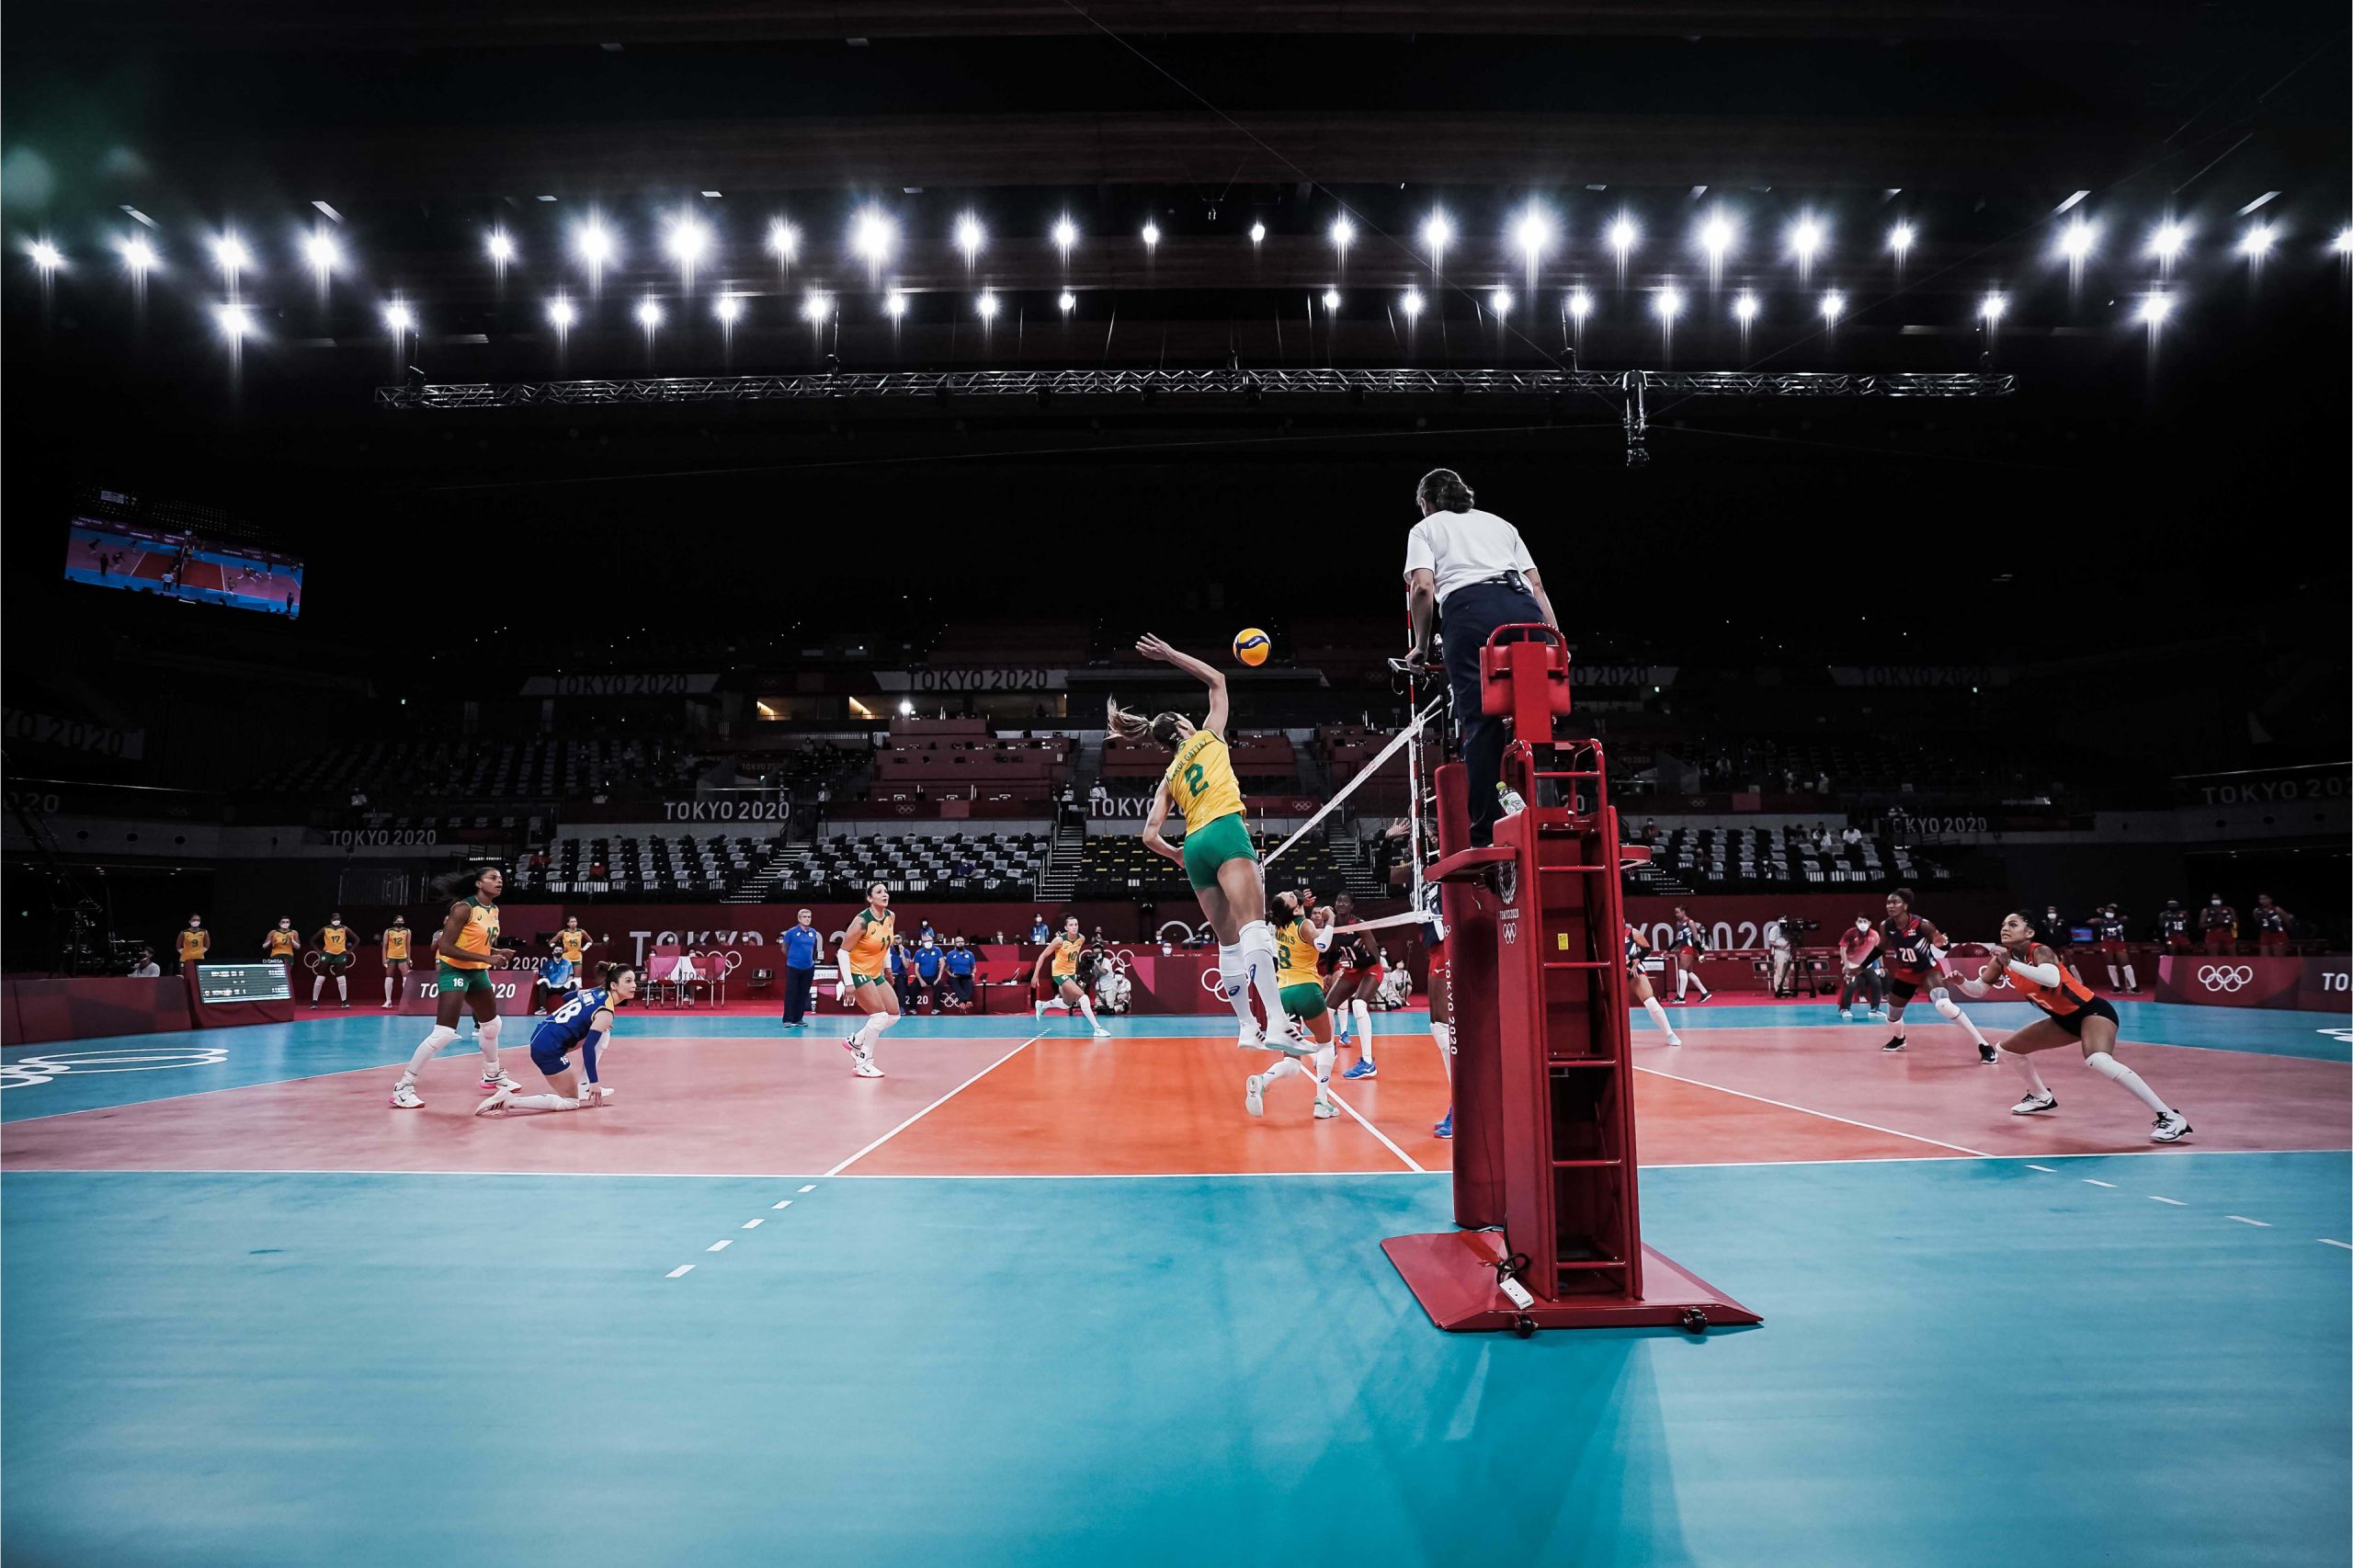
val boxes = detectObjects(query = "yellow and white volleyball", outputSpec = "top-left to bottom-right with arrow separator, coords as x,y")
1233,628 -> 1271,666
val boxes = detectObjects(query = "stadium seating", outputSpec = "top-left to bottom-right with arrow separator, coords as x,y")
1635,826 -> 1952,889
1076,829 -> 1353,899
1101,731 -> 1299,790
793,832 -> 1049,898
515,835 -> 771,897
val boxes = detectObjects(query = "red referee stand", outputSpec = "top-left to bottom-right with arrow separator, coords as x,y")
1383,627 -> 1759,1337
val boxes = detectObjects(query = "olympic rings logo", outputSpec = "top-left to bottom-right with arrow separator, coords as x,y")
2196,964 -> 2255,994
2,1045 -> 231,1088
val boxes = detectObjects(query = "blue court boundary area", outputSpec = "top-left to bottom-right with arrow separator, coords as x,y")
6,1002 -> 2345,1123
4,1153 -> 2346,1568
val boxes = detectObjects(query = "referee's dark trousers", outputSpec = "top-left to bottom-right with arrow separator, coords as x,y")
1440,576 -> 1548,846
782,964 -> 816,1025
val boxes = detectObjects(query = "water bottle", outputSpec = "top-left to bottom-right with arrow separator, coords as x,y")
1496,780 -> 1529,818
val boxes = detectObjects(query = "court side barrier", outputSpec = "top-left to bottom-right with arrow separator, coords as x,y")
2154,955 -> 2350,1012
3,977 -> 195,1045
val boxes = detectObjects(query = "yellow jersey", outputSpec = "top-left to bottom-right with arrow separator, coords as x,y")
176,929 -> 210,961
558,928 -> 587,962
382,927 -> 412,961
1276,916 -> 1325,990
1164,730 -> 1245,828
844,909 -> 894,978
1050,933 -> 1085,979
265,928 -> 301,957
445,897 -> 500,971
320,926 -> 350,956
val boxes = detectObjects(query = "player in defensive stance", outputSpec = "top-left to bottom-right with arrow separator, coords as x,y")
1245,892 -> 1338,1120
1031,915 -> 1111,1038
389,868 -> 519,1108
1878,887 -> 1996,1063
1960,913 -> 2190,1142
1115,633 -> 1300,1051
477,963 -> 638,1115
1322,893 -> 1381,1078
835,881 -> 899,1078
1624,925 -> 1684,1047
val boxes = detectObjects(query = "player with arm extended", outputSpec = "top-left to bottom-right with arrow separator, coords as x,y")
478,964 -> 639,1116
1030,915 -> 1109,1038
1243,892 -> 1339,1121
1878,887 -> 1995,1063
1115,633 -> 1300,1051
1960,914 -> 2190,1142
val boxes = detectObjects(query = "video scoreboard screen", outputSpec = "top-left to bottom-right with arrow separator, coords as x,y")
195,963 -> 293,1004
65,520 -> 304,619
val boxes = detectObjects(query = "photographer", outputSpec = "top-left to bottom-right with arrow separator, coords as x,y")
1835,915 -> 1883,1020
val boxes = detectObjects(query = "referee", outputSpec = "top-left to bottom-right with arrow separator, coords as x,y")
1403,468 -> 1560,846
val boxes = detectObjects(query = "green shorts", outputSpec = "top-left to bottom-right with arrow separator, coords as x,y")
435,962 -> 494,997
1280,982 -> 1328,1022
1180,812 -> 1256,892
848,971 -> 892,990
320,951 -> 353,971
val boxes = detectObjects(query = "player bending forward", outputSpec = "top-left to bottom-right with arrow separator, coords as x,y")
1960,914 -> 2190,1142
1031,915 -> 1110,1038
1878,887 -> 1995,1064
478,963 -> 637,1116
1244,892 -> 1338,1121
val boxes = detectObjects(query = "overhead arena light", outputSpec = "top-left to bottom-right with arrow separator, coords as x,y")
1248,221 -> 1266,245
28,239 -> 63,274
801,290 -> 834,323
1979,291 -> 2007,323
954,213 -> 984,266
2336,227 -> 2353,256
118,234 -> 156,276
2237,222 -> 2276,258
767,219 -> 800,265
714,294 -> 744,324
1488,287 -> 1511,319
975,289 -> 999,321
665,215 -> 713,276
1888,222 -> 1915,260
2057,217 -> 2097,263
1819,290 -> 1846,324
2147,222 -> 2188,263
884,290 -> 907,320
1401,287 -> 1425,320
1788,215 -> 1824,271
1329,216 -> 1355,257
574,218 -> 617,288
1515,207 -> 1555,264
211,232 -> 250,278
1140,221 -> 1160,251
381,301 -> 415,334
545,296 -> 577,330
1733,290 -> 1759,323
1567,287 -> 1593,322
851,208 -> 896,270
1420,210 -> 1451,270
302,232 -> 341,279
1654,285 -> 1683,322
2137,292 -> 2174,325
1057,290 -> 1076,313
1320,288 -> 1340,312
214,301 -> 253,339
1607,214 -> 1638,265
486,230 -> 516,267
635,298 -> 664,331
1052,216 -> 1078,258
1699,211 -> 1735,266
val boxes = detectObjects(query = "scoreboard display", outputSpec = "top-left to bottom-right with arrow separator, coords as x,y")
195,962 -> 293,1004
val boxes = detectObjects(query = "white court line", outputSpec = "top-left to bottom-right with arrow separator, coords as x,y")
823,1031 -> 1045,1178
2026,1165 -> 2059,1173
2149,1196 -> 2187,1206
2323,1239 -> 2352,1251
2227,1216 -> 2270,1226
665,1265 -> 694,1278
705,1239 -> 732,1252
2084,1178 -> 2117,1187
798,1184 -> 816,1192
771,1199 -> 793,1209
741,1217 -> 764,1229
1632,1063 -> 1995,1159
1319,1085 -> 1426,1174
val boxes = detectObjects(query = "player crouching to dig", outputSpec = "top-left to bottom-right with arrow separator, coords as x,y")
478,963 -> 638,1116
1244,892 -> 1339,1121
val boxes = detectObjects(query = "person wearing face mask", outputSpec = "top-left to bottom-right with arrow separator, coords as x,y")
780,909 -> 824,1029
308,914 -> 357,1008
1835,915 -> 1884,1021
2200,894 -> 2238,954
2252,893 -> 2294,955
2155,900 -> 2193,951
911,932 -> 946,1013
942,936 -> 978,1011
263,916 -> 302,988
175,915 -> 211,975
2091,904 -> 2137,994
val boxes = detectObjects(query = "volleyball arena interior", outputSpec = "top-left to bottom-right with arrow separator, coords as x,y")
3,4 -> 2347,1564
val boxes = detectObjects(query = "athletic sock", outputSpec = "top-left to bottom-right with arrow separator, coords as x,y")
1216,942 -> 1258,1030
383,979 -> 395,1006
476,1017 -> 504,1075
1078,995 -> 1099,1026
1932,994 -> 1988,1045
1237,923 -> 1288,1034
2107,966 -> 2122,989
1351,1000 -> 1373,1062
1263,1057 -> 1303,1084
1429,1020 -> 1454,1082
312,977 -> 324,1001
403,1024 -> 460,1081
2122,965 -> 2138,990
2084,1051 -> 2169,1115
1642,996 -> 1677,1038
2006,1050 -> 2051,1098
505,1093 -> 579,1113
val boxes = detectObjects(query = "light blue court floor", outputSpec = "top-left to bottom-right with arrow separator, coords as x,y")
4,1004 -> 2348,1565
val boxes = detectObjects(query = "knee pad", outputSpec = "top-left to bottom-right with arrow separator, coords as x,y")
1931,992 -> 1962,1021
477,1017 -> 503,1047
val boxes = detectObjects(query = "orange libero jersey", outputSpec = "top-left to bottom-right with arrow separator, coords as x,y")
2008,952 -> 2097,1017
845,910 -> 894,977
265,928 -> 301,957
444,898 -> 500,970
382,927 -> 412,961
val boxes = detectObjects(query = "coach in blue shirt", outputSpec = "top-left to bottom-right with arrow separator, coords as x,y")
780,908 -> 824,1029
943,937 -> 977,1007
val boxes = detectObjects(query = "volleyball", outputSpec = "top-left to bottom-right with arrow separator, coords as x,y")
1233,628 -> 1270,666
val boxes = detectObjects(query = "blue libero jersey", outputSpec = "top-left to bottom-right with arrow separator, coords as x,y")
535,987 -> 610,1052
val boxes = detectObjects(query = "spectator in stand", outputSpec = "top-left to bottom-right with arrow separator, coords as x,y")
175,915 -> 211,972
1402,467 -> 1561,847
1088,780 -> 1110,814
128,947 -> 161,979
1842,824 -> 1865,848
1813,823 -> 1835,852
780,909 -> 824,1029
1835,915 -> 1883,1021
2252,894 -> 2293,954
943,937 -> 978,1009
2200,894 -> 2238,954
1641,817 -> 1660,845
2156,901 -> 2194,950
1030,913 -> 1051,945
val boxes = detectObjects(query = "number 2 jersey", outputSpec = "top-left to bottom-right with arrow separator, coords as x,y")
1163,730 -> 1245,829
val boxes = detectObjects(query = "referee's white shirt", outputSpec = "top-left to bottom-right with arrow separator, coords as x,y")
1402,507 -> 1538,603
